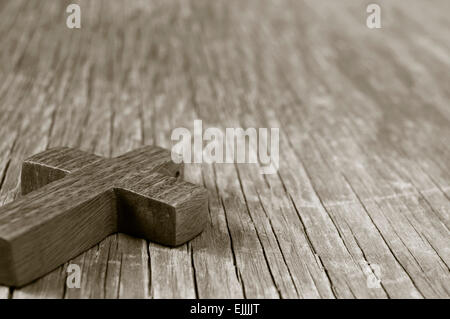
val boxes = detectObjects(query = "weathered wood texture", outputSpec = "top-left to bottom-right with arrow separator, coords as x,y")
0,0 -> 449,298
0,146 -> 207,287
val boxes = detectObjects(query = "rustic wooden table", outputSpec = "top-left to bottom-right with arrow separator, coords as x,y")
0,0 -> 449,298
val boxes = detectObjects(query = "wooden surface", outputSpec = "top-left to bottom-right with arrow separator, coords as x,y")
0,146 -> 207,286
0,0 -> 448,298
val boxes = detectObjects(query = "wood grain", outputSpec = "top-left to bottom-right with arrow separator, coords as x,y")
0,0 -> 448,298
0,146 -> 208,286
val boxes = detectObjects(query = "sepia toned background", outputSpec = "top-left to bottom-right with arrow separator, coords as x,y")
0,0 -> 449,298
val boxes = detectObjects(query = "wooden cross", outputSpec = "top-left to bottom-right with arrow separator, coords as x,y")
0,146 -> 208,287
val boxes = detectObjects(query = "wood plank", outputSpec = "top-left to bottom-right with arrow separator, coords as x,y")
260,1 -> 450,298
187,2 -> 382,298
0,1 -> 68,297
165,10 -> 285,296
201,0 -> 448,299
0,0 -> 448,298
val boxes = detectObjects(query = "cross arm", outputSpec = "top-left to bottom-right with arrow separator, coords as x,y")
116,173 -> 208,246
21,146 -> 184,194
21,147 -> 103,194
